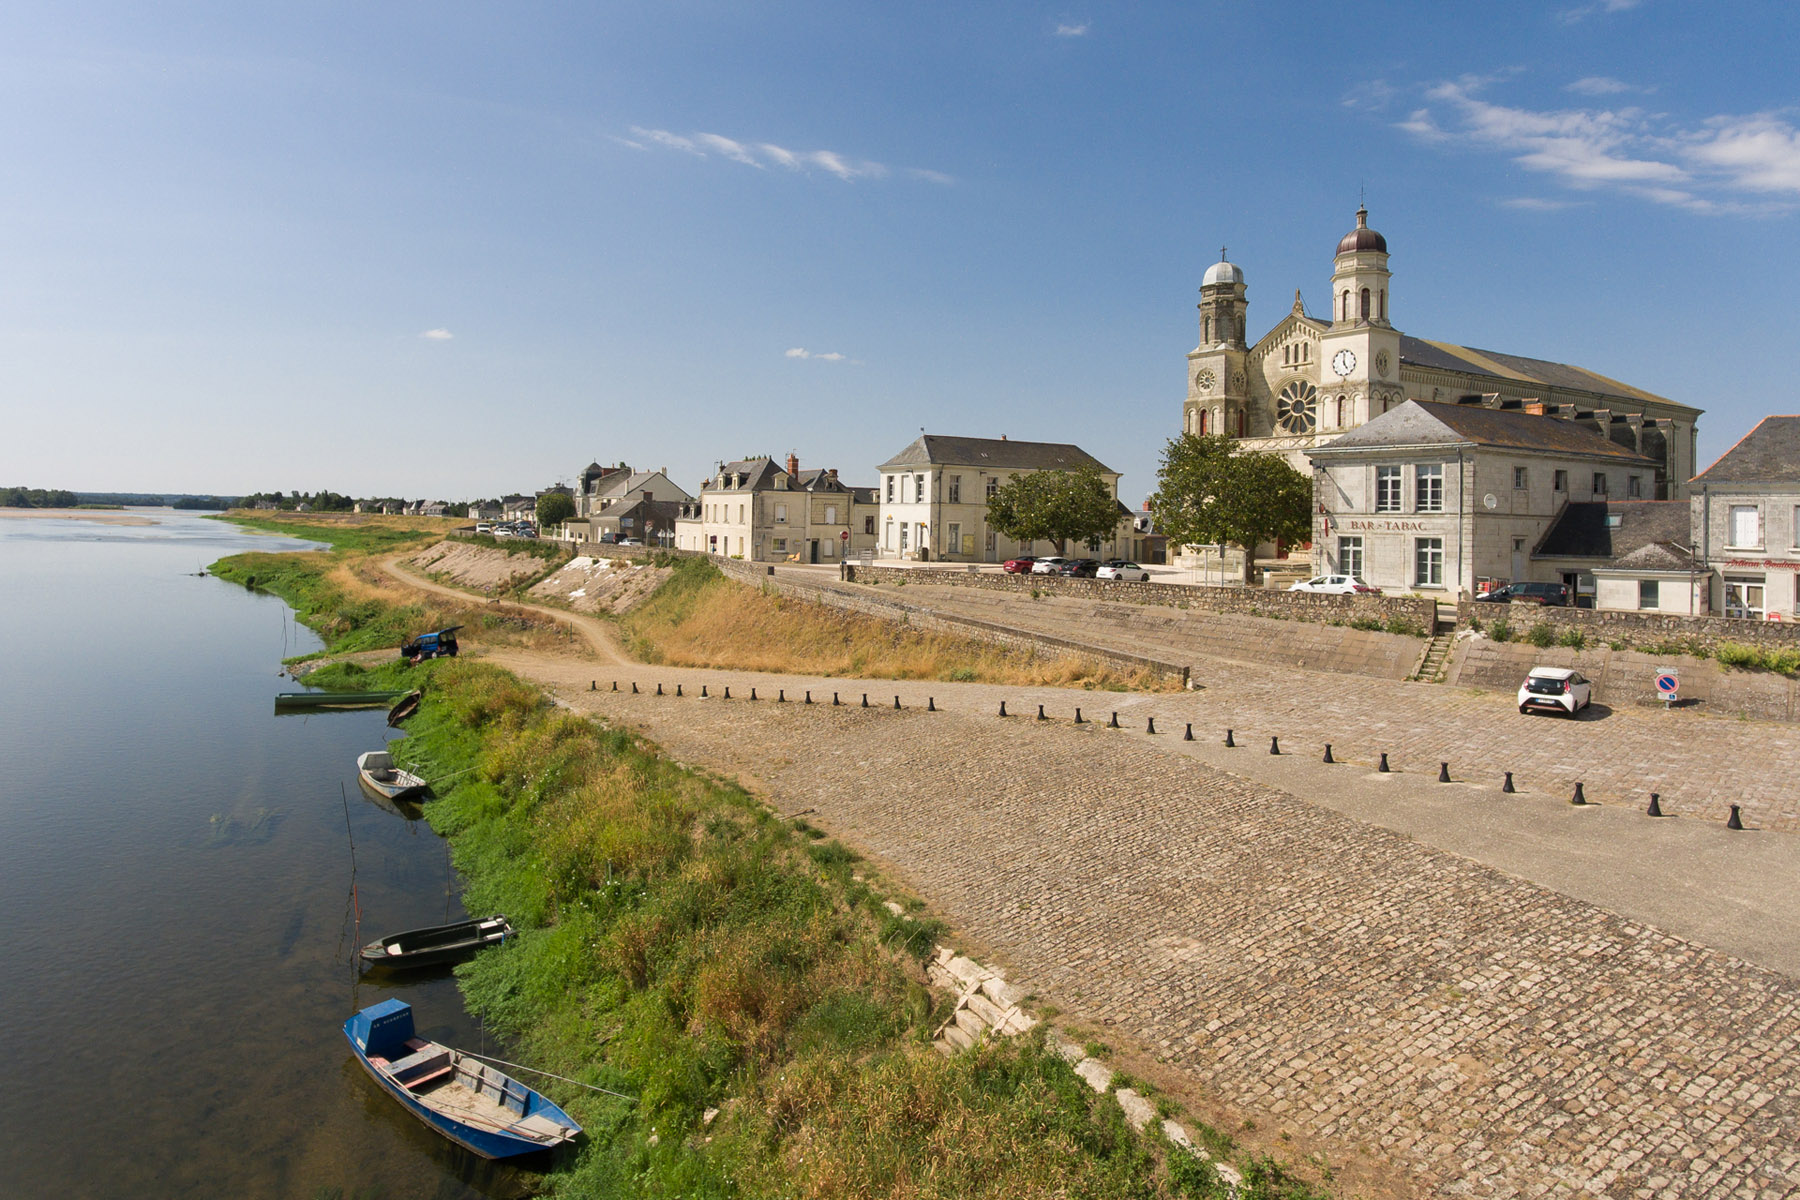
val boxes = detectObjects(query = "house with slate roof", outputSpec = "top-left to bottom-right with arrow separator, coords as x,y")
1306,399 -> 1660,597
1534,500 -> 1704,614
674,453 -> 867,562
1690,415 -> 1800,620
873,434 -> 1130,562
1186,209 -> 1702,505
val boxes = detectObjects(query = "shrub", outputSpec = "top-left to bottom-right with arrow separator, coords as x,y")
1465,616 -> 1482,636
1716,642 -> 1758,669
1527,622 -> 1556,648
1557,626 -> 1586,649
1489,620 -> 1512,643
1383,617 -> 1427,637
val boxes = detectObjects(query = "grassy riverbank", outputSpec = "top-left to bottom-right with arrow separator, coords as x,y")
620,557 -> 1174,691
212,519 -> 1332,1199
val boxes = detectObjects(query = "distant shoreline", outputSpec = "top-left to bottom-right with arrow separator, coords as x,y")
0,507 -> 159,526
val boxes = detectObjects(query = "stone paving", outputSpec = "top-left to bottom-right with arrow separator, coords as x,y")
497,653 -> 1800,1200
813,579 -> 1800,834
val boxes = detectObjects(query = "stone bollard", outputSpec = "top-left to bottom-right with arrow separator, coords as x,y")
1378,753 -> 1390,772
861,693 -> 869,708
1184,723 -> 1194,742
1269,735 -> 1280,756
1646,792 -> 1663,816
1570,782 -> 1587,806
833,692 -> 841,706
702,685 -> 709,698
656,683 -> 663,696
894,696 -> 901,710
612,681 -> 619,692
589,680 -> 596,691
750,687 -> 758,701
1108,711 -> 1120,729
1323,744 -> 1334,763
1037,704 -> 1047,721
1147,717 -> 1157,734
1727,804 -> 1744,830
1224,728 -> 1235,747
804,691 -> 812,704
928,697 -> 936,712
1439,762 -> 1451,783
1502,771 -> 1514,794
724,686 -> 731,699
777,689 -> 785,703
676,684 -> 683,697
999,701 -> 1008,717
1074,708 -> 1085,724
631,682 -> 639,694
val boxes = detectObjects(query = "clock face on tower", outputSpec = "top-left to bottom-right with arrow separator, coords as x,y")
1375,350 -> 1391,379
1332,349 -> 1357,378
1195,368 -> 1216,393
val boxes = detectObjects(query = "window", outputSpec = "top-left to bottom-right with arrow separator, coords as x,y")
1513,466 -> 1528,490
899,524 -> 908,551
774,503 -> 787,524
1275,381 -> 1318,433
1639,579 -> 1660,610
1593,473 -> 1607,496
1730,505 -> 1761,548
1415,464 -> 1444,513
947,523 -> 961,555
1724,576 -> 1765,619
1627,475 -> 1642,499
986,476 -> 999,499
824,505 -> 837,524
738,504 -> 745,523
1794,506 -> 1800,548
948,476 -> 961,504
1359,287 -> 1370,318
885,476 -> 895,503
1553,470 -> 1568,493
914,474 -> 925,503
1414,537 -> 1444,588
865,515 -> 875,535
1338,536 -> 1364,579
772,537 -> 787,553
1376,466 -> 1402,512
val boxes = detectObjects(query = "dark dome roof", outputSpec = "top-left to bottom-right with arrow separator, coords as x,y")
1336,206 -> 1387,255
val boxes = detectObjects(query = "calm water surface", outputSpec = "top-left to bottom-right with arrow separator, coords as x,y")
0,511 -> 527,1199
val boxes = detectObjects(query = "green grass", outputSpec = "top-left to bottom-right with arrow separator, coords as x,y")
212,511 -> 444,555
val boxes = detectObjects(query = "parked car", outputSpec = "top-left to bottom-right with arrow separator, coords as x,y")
1003,556 -> 1037,574
1058,558 -> 1101,578
1477,581 -> 1570,606
1030,557 -> 1069,575
1097,561 -> 1149,582
1517,666 -> 1592,717
1288,574 -> 1382,595
475,523 -> 493,534
615,537 -> 642,547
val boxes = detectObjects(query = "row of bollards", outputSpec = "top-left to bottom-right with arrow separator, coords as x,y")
595,680 -> 928,714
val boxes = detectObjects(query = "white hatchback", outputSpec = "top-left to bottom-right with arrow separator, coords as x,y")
1288,574 -> 1381,595
1517,666 -> 1593,716
1030,557 -> 1069,575
1097,562 -> 1149,581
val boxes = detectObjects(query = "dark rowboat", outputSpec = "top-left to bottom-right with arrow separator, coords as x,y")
275,690 -> 405,712
361,915 -> 513,969
357,750 -> 428,800
345,999 -> 580,1159
387,689 -> 423,726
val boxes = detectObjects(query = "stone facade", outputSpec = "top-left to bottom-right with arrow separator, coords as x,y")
674,455 -> 861,563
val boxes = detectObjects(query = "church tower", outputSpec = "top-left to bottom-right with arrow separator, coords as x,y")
1185,251 -> 1250,438
1317,208 -> 1402,427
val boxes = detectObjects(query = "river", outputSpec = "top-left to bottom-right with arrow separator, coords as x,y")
0,510 -> 525,1199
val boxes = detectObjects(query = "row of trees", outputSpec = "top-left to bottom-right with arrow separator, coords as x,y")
982,434 -> 1310,579
1,487 -> 79,508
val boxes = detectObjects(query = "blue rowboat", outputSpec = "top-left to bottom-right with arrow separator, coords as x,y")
344,999 -> 581,1159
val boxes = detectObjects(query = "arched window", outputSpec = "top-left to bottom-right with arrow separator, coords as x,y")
1360,288 -> 1371,319
1379,289 -> 1386,321
1336,396 -> 1346,426
1340,290 -> 1350,320
1198,409 -> 1209,435
1203,316 -> 1211,342
1237,409 -> 1246,437
1283,345 -> 1290,365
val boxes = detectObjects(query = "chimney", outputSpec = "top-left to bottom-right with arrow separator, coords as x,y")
643,490 -> 652,504
787,452 -> 799,476
827,468 -> 839,482
1523,400 -> 1546,416
1000,434 -> 1007,441
1142,499 -> 1151,511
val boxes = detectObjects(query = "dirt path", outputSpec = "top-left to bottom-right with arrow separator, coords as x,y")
380,554 -> 630,666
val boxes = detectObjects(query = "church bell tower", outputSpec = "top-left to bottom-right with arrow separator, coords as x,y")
1185,250 -> 1249,439
1318,208 -> 1401,428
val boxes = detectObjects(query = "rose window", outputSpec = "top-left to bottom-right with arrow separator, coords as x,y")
1275,381 -> 1318,433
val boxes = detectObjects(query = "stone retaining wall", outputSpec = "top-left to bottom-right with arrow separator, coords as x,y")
1457,598 -> 1800,654
842,564 -> 1438,633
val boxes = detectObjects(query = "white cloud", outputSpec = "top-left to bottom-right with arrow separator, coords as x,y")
1566,76 -> 1635,96
785,348 -> 851,363
1342,79 -> 1398,112
1558,0 -> 1641,24
1054,22 -> 1089,37
420,329 -> 454,340
785,348 -> 809,358
1500,196 -> 1585,210
627,128 -> 936,184
1399,77 -> 1800,212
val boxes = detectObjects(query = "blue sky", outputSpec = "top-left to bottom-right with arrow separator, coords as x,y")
3,1 -> 1797,502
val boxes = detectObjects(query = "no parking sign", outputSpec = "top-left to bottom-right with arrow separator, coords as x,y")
1655,668 -> 1680,704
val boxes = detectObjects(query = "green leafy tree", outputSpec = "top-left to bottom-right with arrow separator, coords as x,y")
536,491 -> 576,531
1149,433 -> 1312,584
985,466 -> 1119,557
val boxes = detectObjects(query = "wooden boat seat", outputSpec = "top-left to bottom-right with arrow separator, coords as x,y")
384,1045 -> 455,1090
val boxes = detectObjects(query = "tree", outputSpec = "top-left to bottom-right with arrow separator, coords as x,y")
536,491 -> 575,531
1149,433 -> 1312,584
985,466 -> 1120,557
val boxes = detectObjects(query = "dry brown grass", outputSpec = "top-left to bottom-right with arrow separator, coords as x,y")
621,563 -> 1176,691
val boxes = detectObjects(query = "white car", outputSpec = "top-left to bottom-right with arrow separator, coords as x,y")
1097,561 -> 1149,582
1288,574 -> 1382,595
1030,557 -> 1069,575
1517,666 -> 1592,717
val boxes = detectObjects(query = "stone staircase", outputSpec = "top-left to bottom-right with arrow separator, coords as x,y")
1412,631 -> 1454,682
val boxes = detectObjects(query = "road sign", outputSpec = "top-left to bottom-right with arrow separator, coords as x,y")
840,530 -> 849,540
1654,670 -> 1680,703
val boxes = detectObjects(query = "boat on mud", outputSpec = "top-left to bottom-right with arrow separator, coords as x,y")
356,750 -> 428,800
386,689 -> 423,726
345,999 -> 582,1159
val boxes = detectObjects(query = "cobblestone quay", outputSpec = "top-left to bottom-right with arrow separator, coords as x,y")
528,668 -> 1800,1199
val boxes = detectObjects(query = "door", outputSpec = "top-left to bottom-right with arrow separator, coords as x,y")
809,540 -> 819,564
1511,538 -> 1526,583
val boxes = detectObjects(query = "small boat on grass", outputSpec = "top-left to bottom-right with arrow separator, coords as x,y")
387,689 -> 423,726
361,915 -> 513,969
345,999 -> 581,1159
357,750 -> 428,801
275,689 -> 406,712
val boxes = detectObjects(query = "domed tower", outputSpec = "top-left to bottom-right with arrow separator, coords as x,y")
1185,250 -> 1251,438
1318,207 -> 1402,431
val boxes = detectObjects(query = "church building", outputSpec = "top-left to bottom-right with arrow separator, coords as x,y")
1183,209 -> 1702,503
